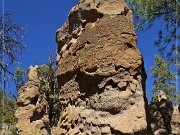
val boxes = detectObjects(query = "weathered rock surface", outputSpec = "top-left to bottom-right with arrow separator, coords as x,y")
149,91 -> 176,135
15,66 -> 50,135
149,100 -> 173,135
56,0 -> 150,134
0,124 -> 15,135
171,105 -> 180,134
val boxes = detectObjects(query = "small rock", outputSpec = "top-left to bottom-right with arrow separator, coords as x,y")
101,126 -> 111,134
117,81 -> 127,90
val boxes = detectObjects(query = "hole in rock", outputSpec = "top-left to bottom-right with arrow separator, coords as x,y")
86,41 -> 90,44
71,124 -> 75,129
74,119 -> 78,125
105,80 -> 117,88
87,3 -> 91,7
66,44 -> 71,51
31,95 -> 39,105
72,52 -> 76,56
61,125 -> 68,129
110,127 -> 124,135
115,65 -> 124,71
81,9 -> 104,25
79,128 -> 84,133
85,66 -> 97,73
96,2 -> 101,8
125,42 -> 134,48
107,108 -> 120,115
30,111 -> 44,123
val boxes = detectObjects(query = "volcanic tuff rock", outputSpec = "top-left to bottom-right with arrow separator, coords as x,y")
0,124 -> 14,135
149,99 -> 173,135
149,91 -> 180,135
15,66 -> 50,135
171,105 -> 180,134
56,0 -> 151,134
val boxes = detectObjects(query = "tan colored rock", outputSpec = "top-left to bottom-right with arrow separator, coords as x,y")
173,105 -> 180,115
171,114 -> 180,134
0,124 -> 15,135
155,90 -> 167,102
171,105 -> 180,134
117,81 -> 127,90
56,0 -> 150,134
149,93 -> 174,135
28,65 -> 39,81
17,84 -> 40,106
15,66 -> 50,135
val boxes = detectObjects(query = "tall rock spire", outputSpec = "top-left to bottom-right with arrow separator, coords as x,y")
56,0 -> 151,134
15,66 -> 50,135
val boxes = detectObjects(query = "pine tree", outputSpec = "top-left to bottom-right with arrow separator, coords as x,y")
126,0 -> 179,71
0,14 -> 25,79
151,55 -> 177,102
0,14 -> 25,134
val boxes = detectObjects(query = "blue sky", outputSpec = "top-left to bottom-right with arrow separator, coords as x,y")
1,0 -> 173,101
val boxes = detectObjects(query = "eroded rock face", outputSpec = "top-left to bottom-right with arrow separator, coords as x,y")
149,99 -> 174,135
171,105 -> 180,134
15,66 -> 50,135
56,0 -> 150,134
149,91 -> 175,135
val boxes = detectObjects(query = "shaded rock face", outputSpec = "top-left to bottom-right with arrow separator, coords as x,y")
149,91 -> 174,135
56,0 -> 150,134
149,99 -> 174,135
15,66 -> 50,135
